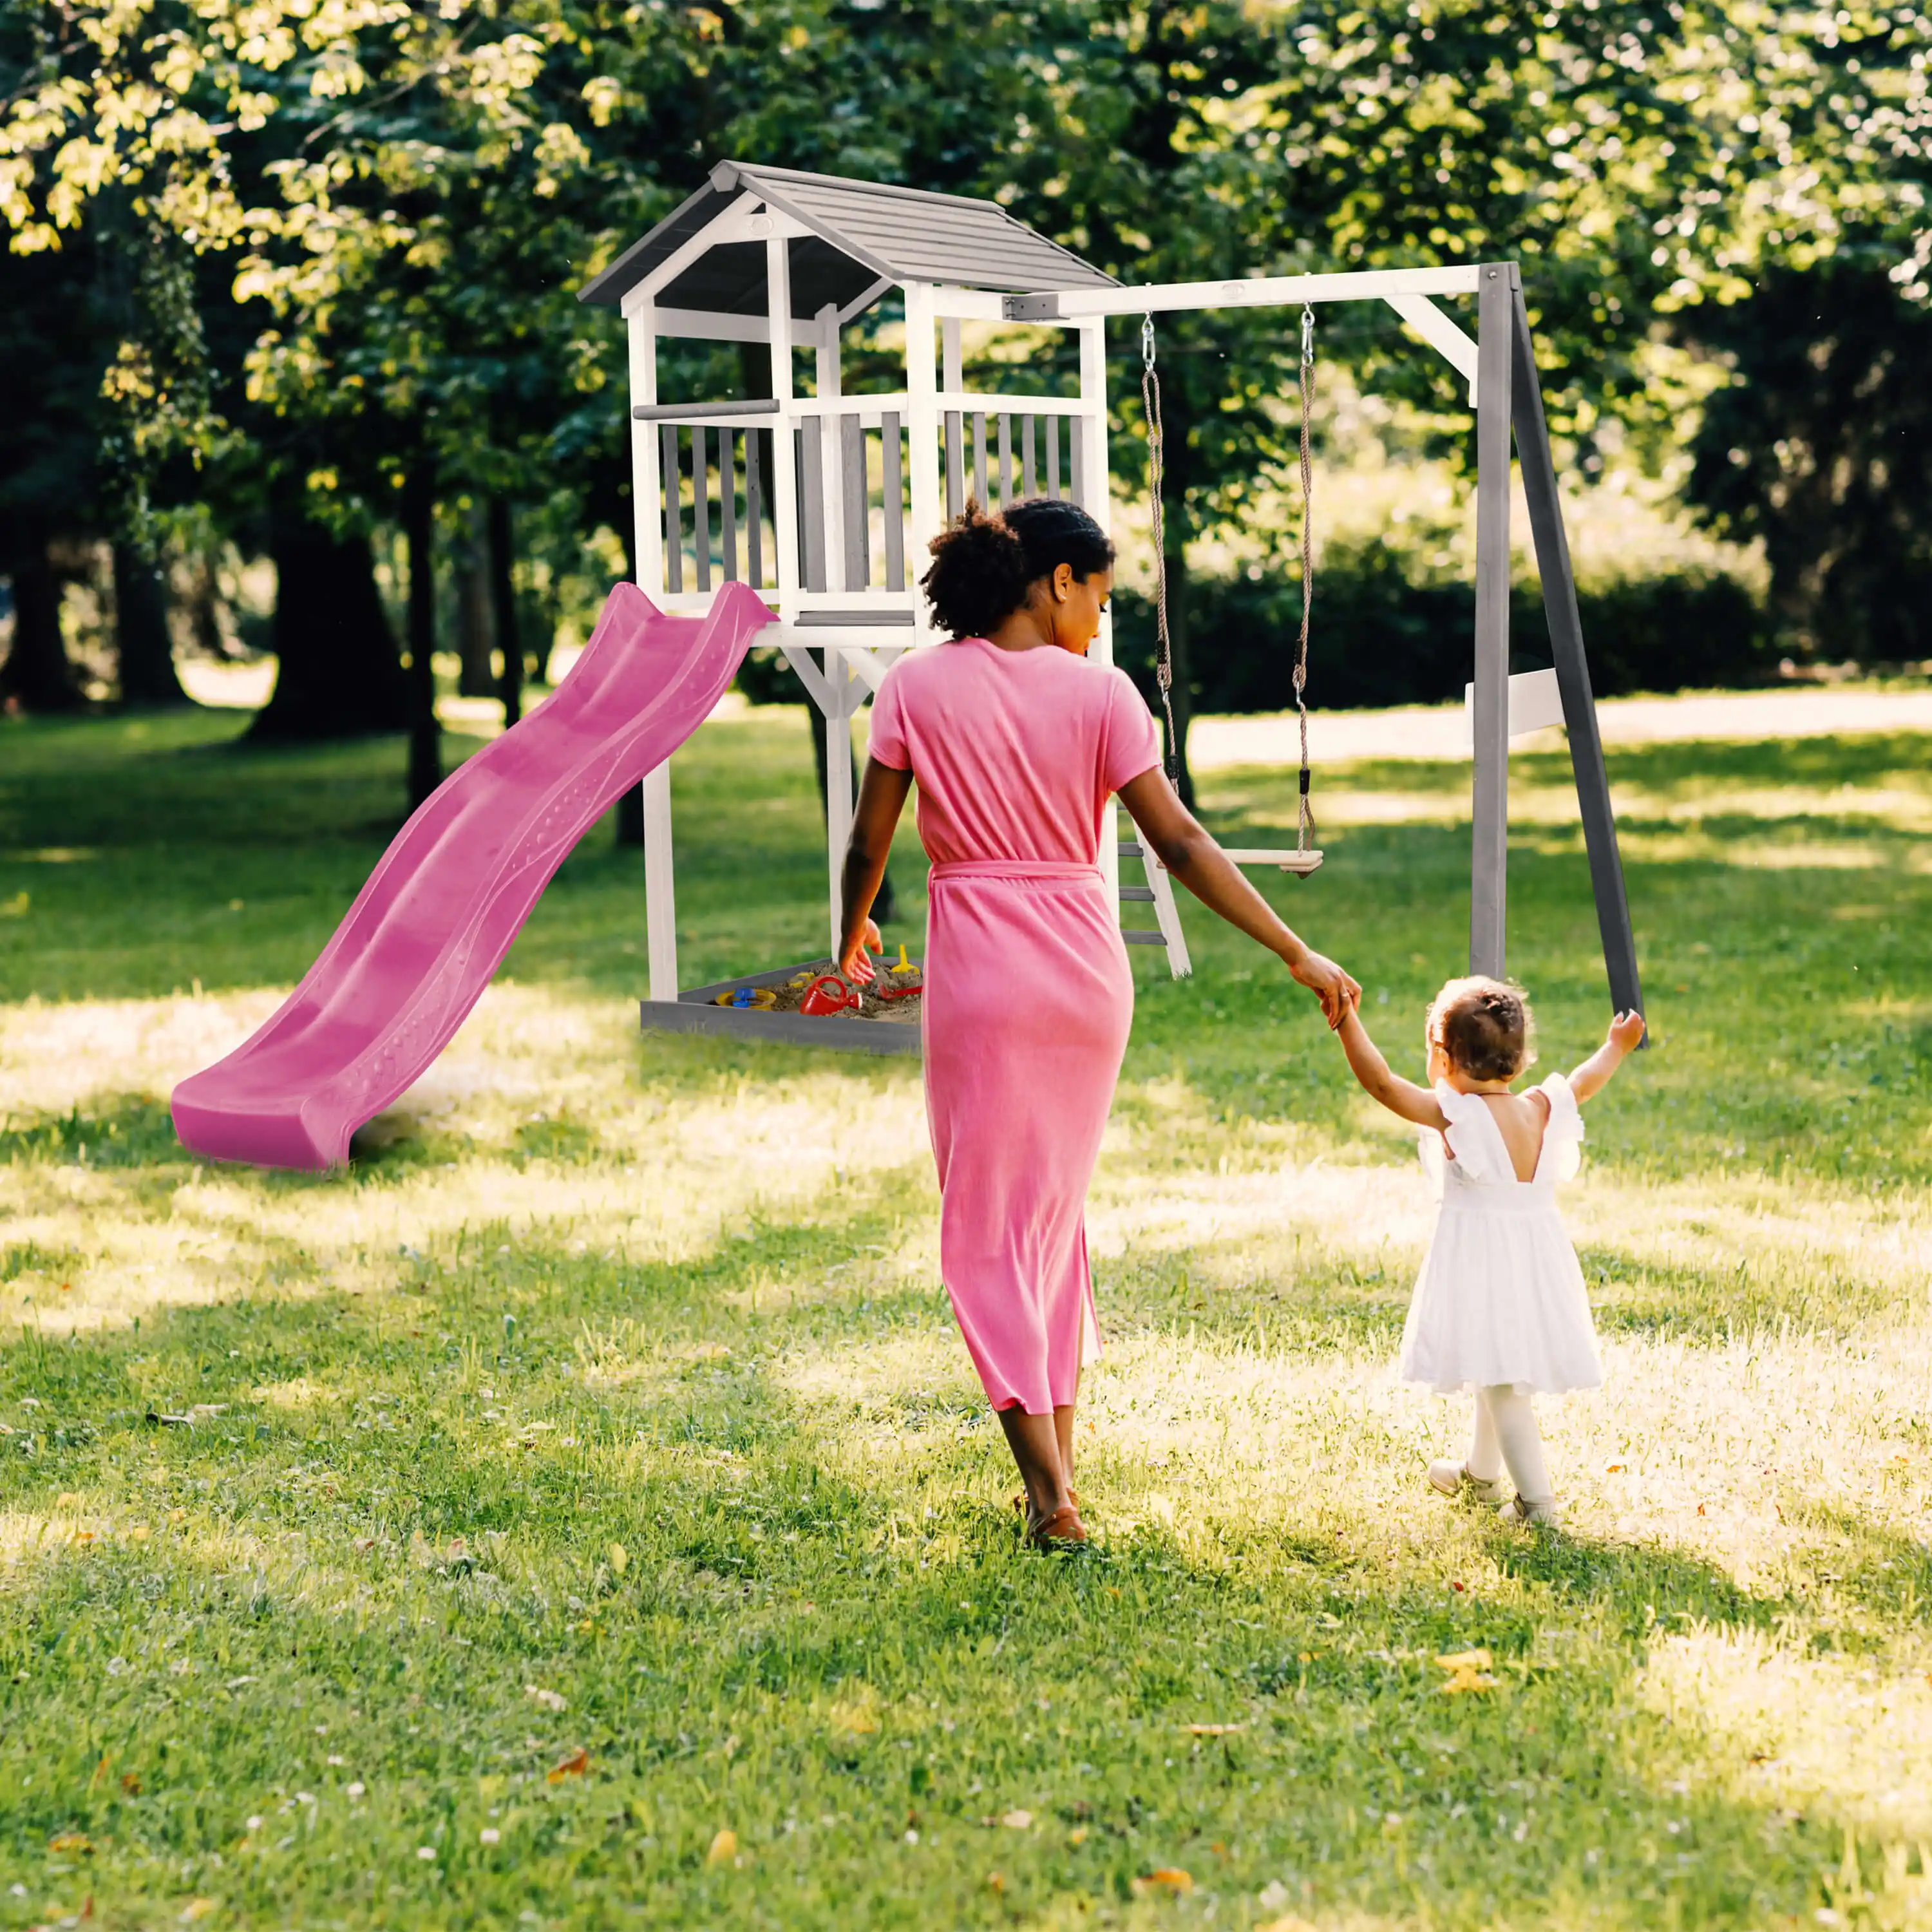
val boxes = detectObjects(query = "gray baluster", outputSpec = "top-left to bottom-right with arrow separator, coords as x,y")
661,424 -> 683,593
881,412 -> 905,592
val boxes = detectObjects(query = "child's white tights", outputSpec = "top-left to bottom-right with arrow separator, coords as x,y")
1466,1385 -> 1553,1506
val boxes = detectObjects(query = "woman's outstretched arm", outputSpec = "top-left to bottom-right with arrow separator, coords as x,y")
1115,766 -> 1359,1027
837,756 -> 915,981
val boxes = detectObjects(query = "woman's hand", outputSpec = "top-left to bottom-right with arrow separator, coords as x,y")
840,920 -> 883,985
1287,949 -> 1361,1029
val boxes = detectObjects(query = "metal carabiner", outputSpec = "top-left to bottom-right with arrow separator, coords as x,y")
1300,304 -> 1315,367
1141,314 -> 1157,370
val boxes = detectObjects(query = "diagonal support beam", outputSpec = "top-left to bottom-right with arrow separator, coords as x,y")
1383,294 -> 1479,405
1509,285 -> 1646,1027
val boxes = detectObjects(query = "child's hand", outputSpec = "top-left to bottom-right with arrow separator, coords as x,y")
840,920 -> 883,985
1607,1009 -> 1646,1055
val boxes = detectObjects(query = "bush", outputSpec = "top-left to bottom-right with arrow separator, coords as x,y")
1109,541 -> 1776,714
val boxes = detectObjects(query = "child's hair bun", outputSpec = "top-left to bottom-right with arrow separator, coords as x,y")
1428,975 -> 1535,1082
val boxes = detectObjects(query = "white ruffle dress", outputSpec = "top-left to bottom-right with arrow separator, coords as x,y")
1397,1072 -> 1603,1396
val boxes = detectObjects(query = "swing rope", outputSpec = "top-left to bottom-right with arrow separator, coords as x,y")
1293,303 -> 1317,857
1140,316 -> 1180,788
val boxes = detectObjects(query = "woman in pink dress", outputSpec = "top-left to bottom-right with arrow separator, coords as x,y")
837,501 -> 1357,1548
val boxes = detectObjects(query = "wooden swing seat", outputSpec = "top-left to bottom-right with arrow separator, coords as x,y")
1222,848 -> 1324,875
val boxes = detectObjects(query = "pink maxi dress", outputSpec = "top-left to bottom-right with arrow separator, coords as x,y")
865,637 -> 1160,1415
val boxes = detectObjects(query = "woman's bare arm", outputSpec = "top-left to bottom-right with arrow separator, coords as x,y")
837,757 -> 914,980
1115,766 -> 1359,1025
1336,1003 -> 1448,1129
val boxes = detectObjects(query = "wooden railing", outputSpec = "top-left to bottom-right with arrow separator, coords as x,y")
636,394 -> 1090,606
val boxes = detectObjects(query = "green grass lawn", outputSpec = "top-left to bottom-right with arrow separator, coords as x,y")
1,697 -> 1929,1929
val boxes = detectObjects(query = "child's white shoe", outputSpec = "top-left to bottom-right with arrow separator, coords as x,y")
1502,1493 -> 1561,1528
1427,1460 -> 1510,1507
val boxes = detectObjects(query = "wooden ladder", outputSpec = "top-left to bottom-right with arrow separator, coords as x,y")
1118,839 -> 1191,978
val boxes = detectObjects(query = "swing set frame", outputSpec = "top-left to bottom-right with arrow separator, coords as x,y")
1014,260 -> 1645,1016
585,164 -> 1643,1039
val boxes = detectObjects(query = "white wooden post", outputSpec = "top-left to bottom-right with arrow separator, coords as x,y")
768,234 -> 799,613
942,316 -> 963,394
640,764 -> 678,1003
815,303 -> 846,591
625,298 -> 679,1003
826,656 -> 856,959
1077,318 -> 1122,904
626,301 -> 662,595
904,282 -> 942,647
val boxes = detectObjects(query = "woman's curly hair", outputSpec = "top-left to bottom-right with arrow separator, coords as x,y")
1426,975 -> 1536,1083
920,497 -> 1115,639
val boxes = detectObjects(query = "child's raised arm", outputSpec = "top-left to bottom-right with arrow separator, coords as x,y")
1567,1010 -> 1647,1103
1336,1000 -> 1448,1130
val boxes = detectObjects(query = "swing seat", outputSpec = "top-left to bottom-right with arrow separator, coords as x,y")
1223,847 -> 1323,875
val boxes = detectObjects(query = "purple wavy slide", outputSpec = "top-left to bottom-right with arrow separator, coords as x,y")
172,581 -> 772,1171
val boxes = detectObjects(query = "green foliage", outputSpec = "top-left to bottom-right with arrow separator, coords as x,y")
1683,259 -> 1932,662
1112,552 -> 1775,711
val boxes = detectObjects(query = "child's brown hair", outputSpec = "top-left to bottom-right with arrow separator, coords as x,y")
1427,976 -> 1535,1083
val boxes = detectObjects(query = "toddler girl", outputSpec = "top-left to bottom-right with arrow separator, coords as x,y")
1334,975 -> 1645,1525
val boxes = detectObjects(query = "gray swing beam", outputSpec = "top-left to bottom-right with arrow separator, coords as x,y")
1016,261 -> 1643,1025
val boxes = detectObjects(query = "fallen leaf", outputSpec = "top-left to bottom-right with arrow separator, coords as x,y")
120,1774 -> 142,1796
547,1748 -> 589,1783
706,1827 -> 737,1866
999,1810 -> 1033,1830
1434,1647 -> 1499,1695
984,1872 -> 1005,1893
179,1900 -> 216,1923
524,1685 -> 567,1712
90,1755 -> 113,1788
608,1542 -> 629,1577
1186,1723 -> 1244,1736
56,1492 -> 81,1509
49,1832 -> 93,1853
1604,1461 -> 1627,1475
1068,1827 -> 1089,1846
1132,1868 -> 1193,1897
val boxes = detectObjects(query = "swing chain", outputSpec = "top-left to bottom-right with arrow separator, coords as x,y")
1141,315 -> 1180,788
1294,305 -> 1317,855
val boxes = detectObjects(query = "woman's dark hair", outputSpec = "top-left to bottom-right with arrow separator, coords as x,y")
1427,975 -> 1536,1083
920,497 -> 1115,639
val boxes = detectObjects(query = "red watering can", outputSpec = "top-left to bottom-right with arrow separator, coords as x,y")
799,974 -> 862,1017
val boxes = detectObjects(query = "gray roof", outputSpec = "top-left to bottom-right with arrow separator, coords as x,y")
578,160 -> 1118,314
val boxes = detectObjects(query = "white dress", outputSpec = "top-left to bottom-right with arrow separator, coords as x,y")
1397,1072 -> 1603,1396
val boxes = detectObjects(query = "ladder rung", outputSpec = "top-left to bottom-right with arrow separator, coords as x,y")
1118,841 -> 1143,858
1123,929 -> 1168,945
1120,886 -> 1155,902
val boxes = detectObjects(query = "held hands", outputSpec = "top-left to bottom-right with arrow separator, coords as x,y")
1607,1009 -> 1647,1055
1289,949 -> 1362,1030
840,920 -> 883,985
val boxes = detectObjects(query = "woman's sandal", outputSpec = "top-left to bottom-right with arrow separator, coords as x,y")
1025,1503 -> 1088,1549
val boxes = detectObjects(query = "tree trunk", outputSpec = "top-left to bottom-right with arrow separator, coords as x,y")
403,471 -> 441,811
489,496 -> 522,729
454,503 -> 496,698
113,541 -> 191,708
251,506 -> 408,740
1,538 -> 82,712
